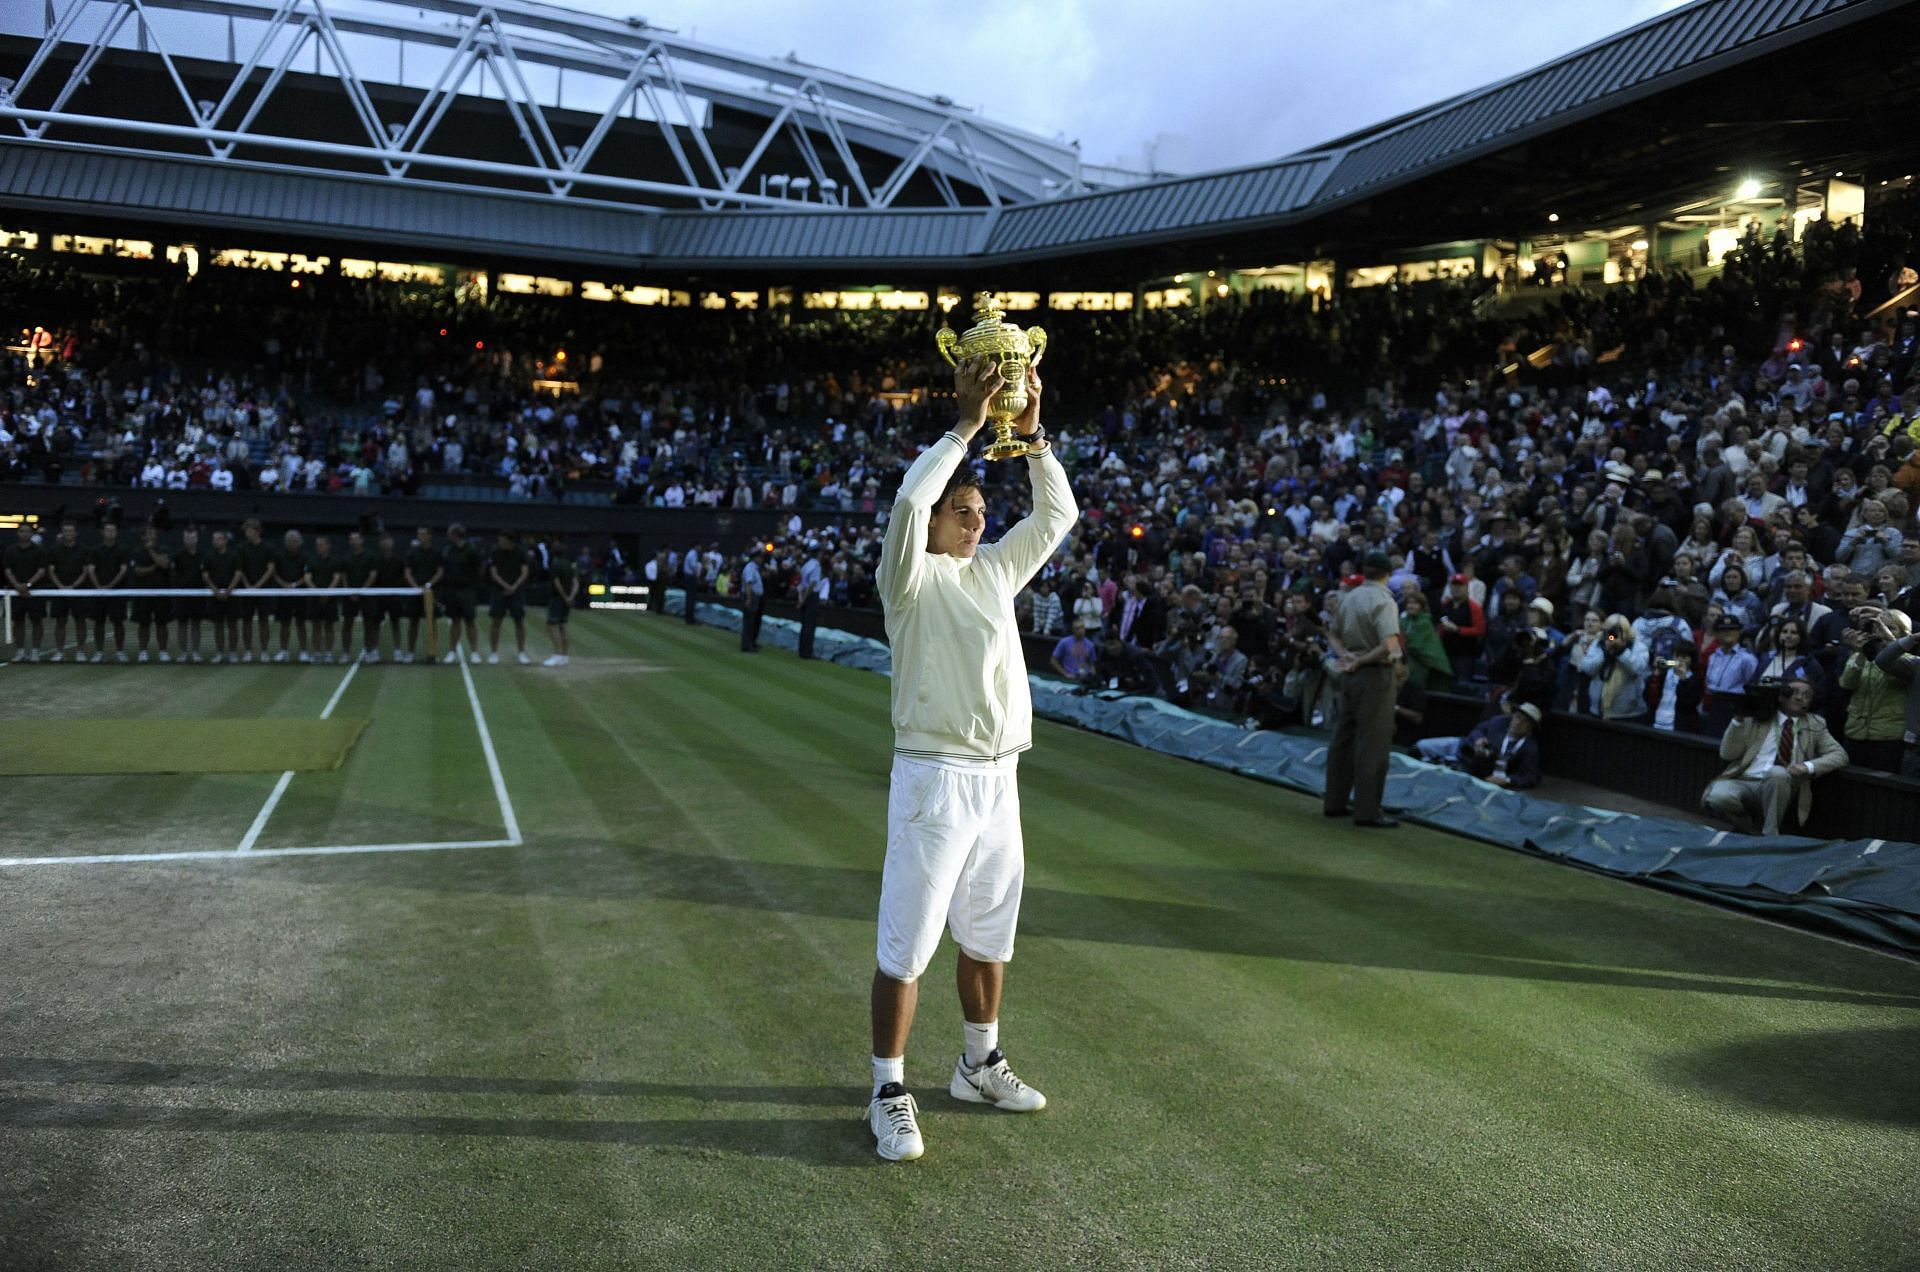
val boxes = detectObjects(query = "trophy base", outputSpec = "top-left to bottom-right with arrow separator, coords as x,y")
982,425 -> 1032,462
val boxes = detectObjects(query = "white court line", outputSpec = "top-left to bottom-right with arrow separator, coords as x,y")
458,645 -> 523,846
0,839 -> 518,867
235,659 -> 360,854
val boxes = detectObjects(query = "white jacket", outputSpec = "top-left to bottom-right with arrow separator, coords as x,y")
878,432 -> 1078,762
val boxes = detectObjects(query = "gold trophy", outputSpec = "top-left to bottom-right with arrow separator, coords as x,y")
935,293 -> 1048,460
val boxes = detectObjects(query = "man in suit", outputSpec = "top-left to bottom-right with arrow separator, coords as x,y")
1701,679 -> 1849,835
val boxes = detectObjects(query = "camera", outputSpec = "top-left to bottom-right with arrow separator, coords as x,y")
1732,678 -> 1783,719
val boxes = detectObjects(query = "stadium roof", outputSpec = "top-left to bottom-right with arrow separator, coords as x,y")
2,0 -> 1917,277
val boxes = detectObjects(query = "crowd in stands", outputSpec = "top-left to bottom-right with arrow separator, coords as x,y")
7,195 -> 1920,791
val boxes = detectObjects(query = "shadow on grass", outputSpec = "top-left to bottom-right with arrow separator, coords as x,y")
1658,1025 -> 1920,1126
296,839 -> 1920,1009
0,1092 -> 882,1168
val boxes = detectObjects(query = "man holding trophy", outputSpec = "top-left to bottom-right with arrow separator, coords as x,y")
865,297 -> 1077,1162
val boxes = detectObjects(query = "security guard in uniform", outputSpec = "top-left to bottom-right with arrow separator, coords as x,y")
1324,550 -> 1407,827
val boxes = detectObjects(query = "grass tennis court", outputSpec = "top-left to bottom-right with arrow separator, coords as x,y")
1,610 -> 1917,1269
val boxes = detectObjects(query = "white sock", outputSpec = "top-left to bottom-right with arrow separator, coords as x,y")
872,1054 -> 904,1096
964,1020 -> 998,1068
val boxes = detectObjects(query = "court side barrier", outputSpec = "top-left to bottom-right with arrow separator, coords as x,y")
670,594 -> 1920,954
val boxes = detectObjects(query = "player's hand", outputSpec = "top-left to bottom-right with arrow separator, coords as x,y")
1788,761 -> 1810,778
953,355 -> 1005,438
1012,366 -> 1043,438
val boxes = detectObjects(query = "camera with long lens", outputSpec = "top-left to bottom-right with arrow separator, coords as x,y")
1731,677 -> 1783,719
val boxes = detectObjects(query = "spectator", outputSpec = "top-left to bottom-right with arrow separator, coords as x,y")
1050,618 -> 1097,685
1701,679 -> 1849,835
1576,613 -> 1649,721
1700,614 -> 1760,737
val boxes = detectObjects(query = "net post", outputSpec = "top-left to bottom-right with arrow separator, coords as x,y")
424,587 -> 438,660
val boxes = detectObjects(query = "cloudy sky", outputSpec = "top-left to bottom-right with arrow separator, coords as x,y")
565,0 -> 1693,174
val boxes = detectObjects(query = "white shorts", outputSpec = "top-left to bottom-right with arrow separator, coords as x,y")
875,754 -> 1025,981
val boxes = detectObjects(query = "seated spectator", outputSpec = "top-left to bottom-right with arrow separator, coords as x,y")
1701,679 -> 1849,835
1413,701 -> 1543,789
1712,563 -> 1767,635
1837,498 -> 1903,578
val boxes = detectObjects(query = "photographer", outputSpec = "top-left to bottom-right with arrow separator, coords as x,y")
1575,613 -> 1649,721
1413,701 -> 1543,789
1702,679 -> 1849,836
1867,607 -> 1920,778
1839,607 -> 1912,773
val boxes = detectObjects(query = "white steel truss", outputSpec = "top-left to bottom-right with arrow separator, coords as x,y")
0,0 -> 1143,210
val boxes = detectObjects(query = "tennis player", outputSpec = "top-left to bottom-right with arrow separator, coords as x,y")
865,354 -> 1077,1161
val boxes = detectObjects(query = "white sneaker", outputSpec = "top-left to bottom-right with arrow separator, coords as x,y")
542,654 -> 563,667
115,651 -> 129,663
192,652 -> 205,664
159,651 -> 173,664
469,651 -> 482,664
137,650 -> 150,663
516,651 -> 531,666
486,652 -> 501,665
49,651 -> 64,663
210,653 -> 225,665
90,651 -> 104,663
867,1083 -> 925,1161
442,651 -> 459,665
242,651 -> 254,663
274,650 -> 289,664
949,1050 -> 1046,1112
398,651 -> 412,664
12,649 -> 27,663
298,651 -> 313,664
366,651 -> 380,664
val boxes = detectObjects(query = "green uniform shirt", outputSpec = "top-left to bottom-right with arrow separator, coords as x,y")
203,547 -> 242,589
373,553 -> 410,588
88,541 -> 132,588
170,547 -> 206,589
237,538 -> 274,586
3,540 -> 48,587
405,545 -> 444,588
272,546 -> 310,587
47,541 -> 89,586
309,552 -> 342,588
442,542 -> 484,588
342,550 -> 376,588
489,544 -> 528,590
549,559 -> 579,603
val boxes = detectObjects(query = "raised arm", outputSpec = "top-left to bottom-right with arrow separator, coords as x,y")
977,365 -> 1077,589
877,356 -> 1003,610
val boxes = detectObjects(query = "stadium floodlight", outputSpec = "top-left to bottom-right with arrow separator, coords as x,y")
1630,239 -> 1648,250
1735,178 -> 1763,201
1547,212 -> 1559,223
